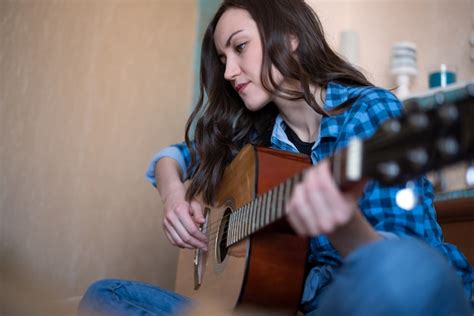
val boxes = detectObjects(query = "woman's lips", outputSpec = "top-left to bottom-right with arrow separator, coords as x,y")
235,82 -> 249,93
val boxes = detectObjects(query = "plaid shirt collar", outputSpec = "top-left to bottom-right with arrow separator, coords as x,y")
270,81 -> 357,152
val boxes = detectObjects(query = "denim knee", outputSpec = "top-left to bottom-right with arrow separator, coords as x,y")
319,239 -> 471,316
78,279 -> 123,315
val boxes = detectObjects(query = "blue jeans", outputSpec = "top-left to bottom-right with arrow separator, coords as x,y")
78,239 -> 472,316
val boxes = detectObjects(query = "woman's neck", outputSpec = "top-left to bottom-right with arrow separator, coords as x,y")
274,84 -> 324,143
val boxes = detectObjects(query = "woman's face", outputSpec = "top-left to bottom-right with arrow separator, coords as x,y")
214,8 -> 279,111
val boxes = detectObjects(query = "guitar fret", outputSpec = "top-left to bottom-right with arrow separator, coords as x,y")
260,193 -> 267,229
272,186 -> 280,222
241,204 -> 246,239
228,212 -> 233,245
238,205 -> 247,240
247,200 -> 257,236
271,187 -> 278,222
277,184 -> 284,219
270,187 -> 278,223
250,198 -> 255,234
254,196 -> 260,232
232,211 -> 237,244
235,211 -> 239,245
284,179 -> 292,214
235,207 -> 240,242
266,189 -> 272,226
244,204 -> 249,239
257,195 -> 263,231
258,196 -> 263,231
254,198 -> 258,232
247,201 -> 253,237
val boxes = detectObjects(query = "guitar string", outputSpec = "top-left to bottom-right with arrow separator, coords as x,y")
197,159 -> 351,244
202,190 -> 288,241
204,203 -> 287,245
201,177 -> 299,244
197,177 -> 297,236
204,210 -> 274,243
198,196 -> 276,236
201,203 -> 282,246
202,193 -> 278,233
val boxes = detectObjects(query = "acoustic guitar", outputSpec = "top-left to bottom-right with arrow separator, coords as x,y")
175,82 -> 474,314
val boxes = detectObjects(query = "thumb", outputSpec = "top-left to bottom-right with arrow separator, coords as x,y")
346,178 -> 368,201
190,200 -> 205,224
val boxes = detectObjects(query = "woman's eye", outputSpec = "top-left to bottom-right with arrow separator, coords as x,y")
235,42 -> 247,53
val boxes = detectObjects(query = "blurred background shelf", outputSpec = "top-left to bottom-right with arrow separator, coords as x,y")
435,188 -> 474,265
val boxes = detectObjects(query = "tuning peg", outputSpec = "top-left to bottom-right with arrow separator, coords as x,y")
382,119 -> 401,134
404,99 -> 424,113
434,92 -> 446,106
407,112 -> 429,130
377,161 -> 400,182
437,137 -> 459,159
406,147 -> 428,169
437,104 -> 459,126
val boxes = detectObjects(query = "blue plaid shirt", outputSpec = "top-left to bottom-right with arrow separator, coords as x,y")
146,82 -> 473,309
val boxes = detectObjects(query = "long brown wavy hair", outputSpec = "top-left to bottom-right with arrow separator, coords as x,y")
185,0 -> 373,205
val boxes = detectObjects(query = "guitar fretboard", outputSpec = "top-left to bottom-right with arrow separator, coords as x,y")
226,172 -> 304,247
225,146 -> 354,247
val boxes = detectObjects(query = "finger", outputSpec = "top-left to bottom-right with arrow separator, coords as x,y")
316,161 -> 356,226
306,191 -> 334,234
177,208 -> 208,243
163,219 -> 194,249
286,201 -> 306,235
175,203 -> 207,242
190,200 -> 205,224
286,184 -> 314,235
164,230 -> 177,247
345,178 -> 369,200
305,167 -> 337,234
173,215 -> 208,250
164,211 -> 206,249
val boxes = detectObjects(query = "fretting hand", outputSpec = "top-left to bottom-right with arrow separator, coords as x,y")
286,160 -> 367,237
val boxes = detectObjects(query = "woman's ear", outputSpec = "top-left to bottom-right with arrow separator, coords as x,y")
289,34 -> 299,52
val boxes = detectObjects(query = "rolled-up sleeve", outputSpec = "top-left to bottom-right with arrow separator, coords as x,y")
145,142 -> 192,187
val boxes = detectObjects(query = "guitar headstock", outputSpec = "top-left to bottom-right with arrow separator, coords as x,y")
362,82 -> 474,185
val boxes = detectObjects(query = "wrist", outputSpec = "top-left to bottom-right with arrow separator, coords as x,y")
328,209 -> 381,257
162,182 -> 186,204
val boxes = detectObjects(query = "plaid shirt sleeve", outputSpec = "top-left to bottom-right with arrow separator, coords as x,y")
145,142 -> 193,187
312,86 -> 473,300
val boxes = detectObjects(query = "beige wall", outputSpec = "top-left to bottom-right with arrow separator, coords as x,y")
0,1 -> 196,315
1,0 -> 473,315
309,0 -> 474,92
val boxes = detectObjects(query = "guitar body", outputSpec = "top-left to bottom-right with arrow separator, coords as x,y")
175,145 -> 310,314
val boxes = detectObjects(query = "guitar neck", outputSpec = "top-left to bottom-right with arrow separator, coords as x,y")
226,146 -> 358,247
226,172 -> 303,247
226,81 -> 474,247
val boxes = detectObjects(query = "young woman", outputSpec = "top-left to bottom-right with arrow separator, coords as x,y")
79,0 -> 473,315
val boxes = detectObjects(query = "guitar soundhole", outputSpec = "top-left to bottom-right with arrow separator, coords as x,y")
216,208 -> 231,264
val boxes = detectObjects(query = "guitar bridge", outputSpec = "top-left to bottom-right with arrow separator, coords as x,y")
193,207 -> 209,290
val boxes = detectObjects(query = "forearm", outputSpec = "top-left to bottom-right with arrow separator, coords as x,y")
327,210 -> 381,258
155,157 -> 186,202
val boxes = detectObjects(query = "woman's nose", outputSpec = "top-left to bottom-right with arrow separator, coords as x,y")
224,58 -> 240,81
